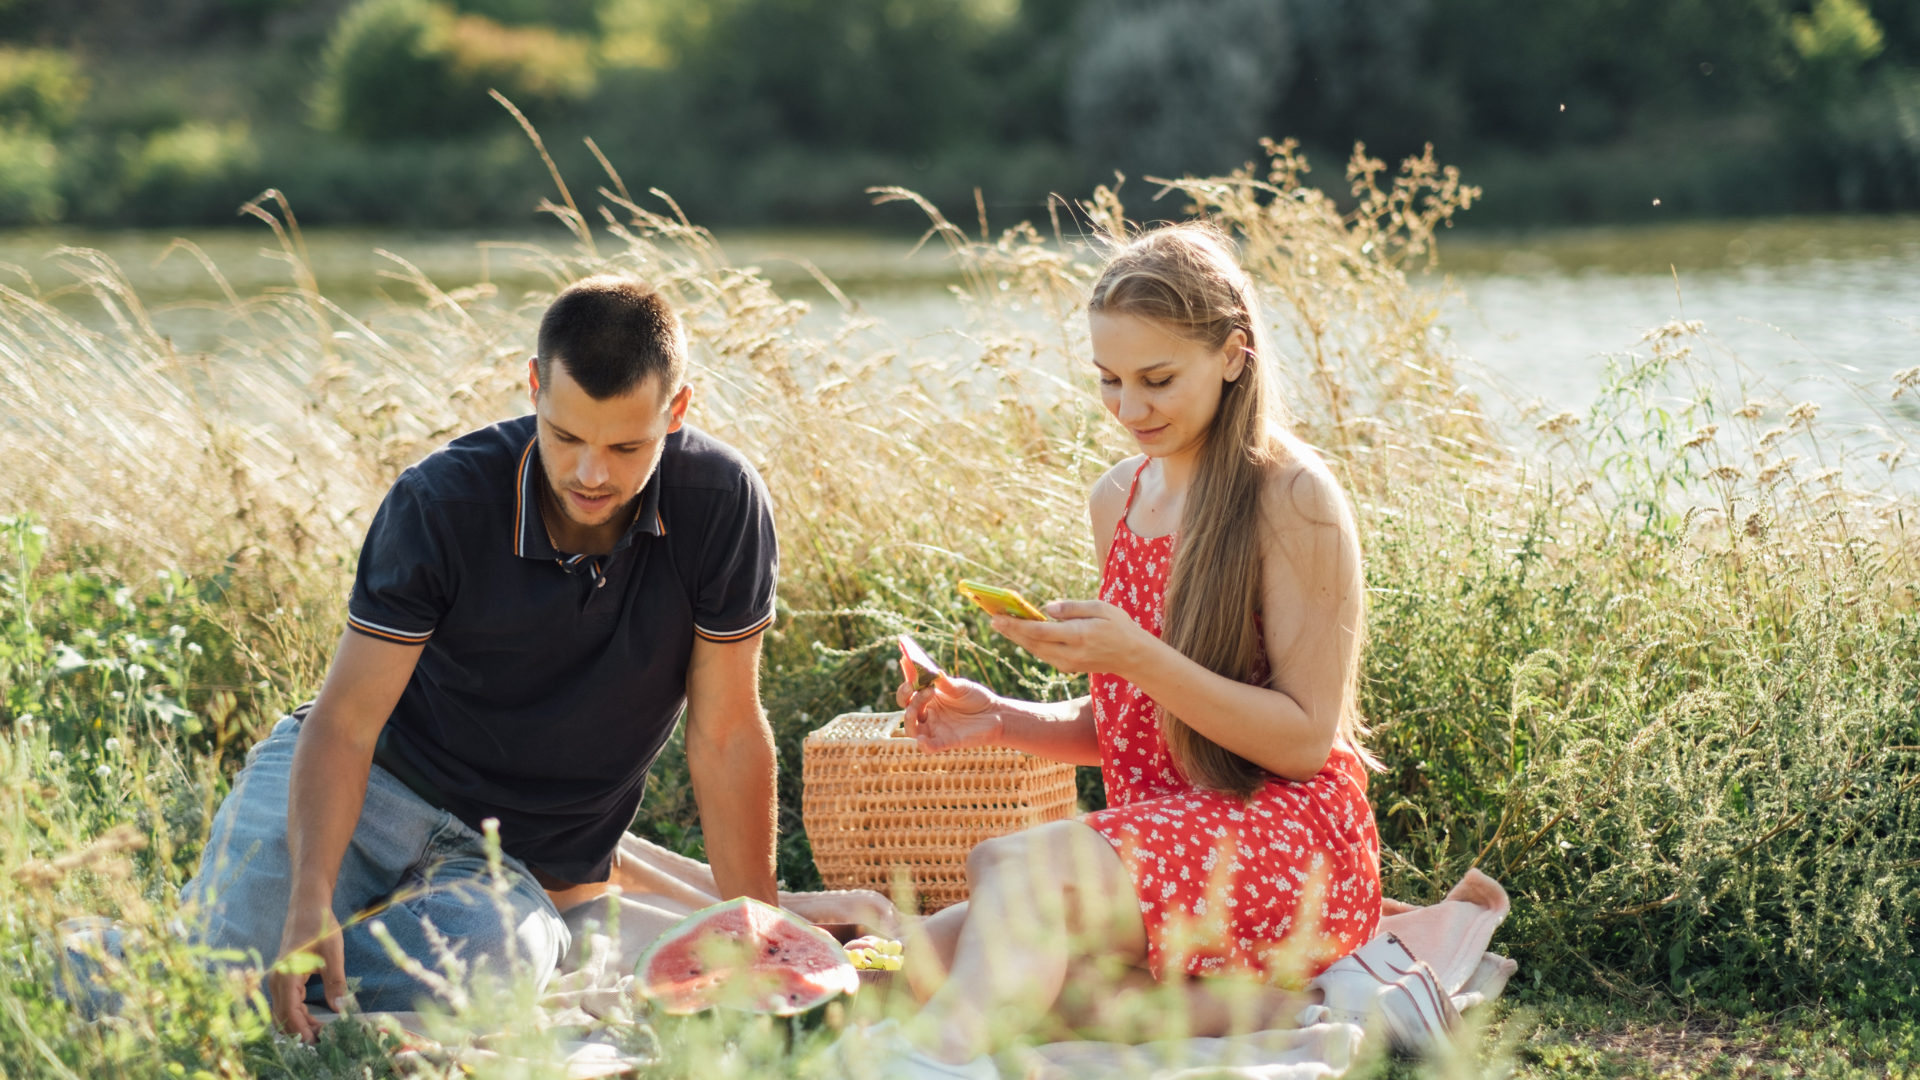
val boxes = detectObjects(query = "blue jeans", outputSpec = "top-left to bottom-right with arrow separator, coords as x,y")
178,714 -> 570,1013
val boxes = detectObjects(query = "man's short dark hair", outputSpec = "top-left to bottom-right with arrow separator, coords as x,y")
535,275 -> 687,400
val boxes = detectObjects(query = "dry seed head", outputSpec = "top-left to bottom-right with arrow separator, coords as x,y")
12,824 -> 148,890
1535,411 -> 1581,435
1641,319 -> 1705,342
1735,399 -> 1768,420
1893,366 -> 1920,399
1757,455 -> 1801,485
1683,424 -> 1719,449
1708,465 -> 1743,482
1785,401 -> 1821,428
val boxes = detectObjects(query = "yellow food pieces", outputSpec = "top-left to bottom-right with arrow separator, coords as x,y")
847,939 -> 904,970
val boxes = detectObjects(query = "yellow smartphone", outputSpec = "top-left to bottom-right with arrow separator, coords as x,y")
957,579 -> 1049,621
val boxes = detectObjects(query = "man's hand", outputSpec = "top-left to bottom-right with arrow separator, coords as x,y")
684,632 -> 779,905
268,898 -> 345,1042
272,629 -> 423,1041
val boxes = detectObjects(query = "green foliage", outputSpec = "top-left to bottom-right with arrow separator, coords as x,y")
0,47 -> 86,132
314,0 -> 595,141
0,123 -> 58,223
117,121 -> 262,223
0,144 -> 1917,1073
1793,0 -> 1886,70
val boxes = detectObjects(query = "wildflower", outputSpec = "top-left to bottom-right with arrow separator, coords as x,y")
187,642 -> 203,656
168,625 -> 186,640
1557,839 -> 1572,850
104,738 -> 120,752
47,750 -> 63,763
94,765 -> 111,779
127,664 -> 148,682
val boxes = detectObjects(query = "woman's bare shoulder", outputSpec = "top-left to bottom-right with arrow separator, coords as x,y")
1090,455 -> 1144,517
1089,455 -> 1144,555
1258,437 -> 1355,535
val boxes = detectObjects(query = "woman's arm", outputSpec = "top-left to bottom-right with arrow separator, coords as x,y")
996,456 -> 1361,783
888,456 -> 1140,768
897,678 -> 1102,766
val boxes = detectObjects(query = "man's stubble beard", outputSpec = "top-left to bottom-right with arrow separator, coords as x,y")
540,459 -> 645,530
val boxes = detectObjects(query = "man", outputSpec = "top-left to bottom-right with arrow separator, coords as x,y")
181,275 -> 781,1040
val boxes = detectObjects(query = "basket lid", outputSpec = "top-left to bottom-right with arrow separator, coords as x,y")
804,710 -> 913,744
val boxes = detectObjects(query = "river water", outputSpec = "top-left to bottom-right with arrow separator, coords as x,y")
3,217 -> 1916,437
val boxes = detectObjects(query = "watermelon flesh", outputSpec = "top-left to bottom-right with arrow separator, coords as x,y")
899,634 -> 944,691
635,897 -> 859,1015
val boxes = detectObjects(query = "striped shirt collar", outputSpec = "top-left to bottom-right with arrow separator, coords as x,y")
512,435 -> 666,562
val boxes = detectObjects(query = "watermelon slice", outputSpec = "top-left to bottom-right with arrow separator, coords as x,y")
898,634 -> 945,691
634,897 -> 859,1015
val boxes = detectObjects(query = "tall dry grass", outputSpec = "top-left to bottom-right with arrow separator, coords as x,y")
0,133 -> 1917,1077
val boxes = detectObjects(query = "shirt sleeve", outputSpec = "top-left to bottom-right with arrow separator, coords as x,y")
346,473 -> 453,646
692,465 -> 778,643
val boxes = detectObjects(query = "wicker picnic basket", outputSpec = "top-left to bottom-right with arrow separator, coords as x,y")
802,710 -> 1079,911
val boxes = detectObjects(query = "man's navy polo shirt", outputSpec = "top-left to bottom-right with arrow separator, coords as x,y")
344,414 -> 777,883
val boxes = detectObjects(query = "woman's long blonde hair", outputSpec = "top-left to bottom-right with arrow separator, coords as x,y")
1088,223 -> 1369,797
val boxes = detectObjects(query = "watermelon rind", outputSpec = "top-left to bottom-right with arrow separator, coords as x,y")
635,897 -> 860,1016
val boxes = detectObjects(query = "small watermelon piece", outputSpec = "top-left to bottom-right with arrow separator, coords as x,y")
899,634 -> 945,691
635,897 -> 859,1015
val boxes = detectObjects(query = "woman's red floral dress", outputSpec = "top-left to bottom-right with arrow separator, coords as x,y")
1082,462 -> 1381,986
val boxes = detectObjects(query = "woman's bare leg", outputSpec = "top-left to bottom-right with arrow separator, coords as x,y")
905,820 -> 1147,1064
1050,960 -> 1314,1041
902,901 -> 968,1002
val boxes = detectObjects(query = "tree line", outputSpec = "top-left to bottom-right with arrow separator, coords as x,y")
0,0 -> 1914,227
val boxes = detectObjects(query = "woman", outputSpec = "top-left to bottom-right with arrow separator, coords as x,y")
881,224 -> 1380,1077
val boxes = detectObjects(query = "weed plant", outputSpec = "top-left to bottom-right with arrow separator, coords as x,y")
0,136 -> 1916,1075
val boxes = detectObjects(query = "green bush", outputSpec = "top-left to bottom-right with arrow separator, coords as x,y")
117,121 -> 262,223
313,0 -> 596,142
0,123 -> 61,224
0,47 -> 87,133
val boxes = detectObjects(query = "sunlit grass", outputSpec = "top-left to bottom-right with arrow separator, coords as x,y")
0,137 -> 1916,1075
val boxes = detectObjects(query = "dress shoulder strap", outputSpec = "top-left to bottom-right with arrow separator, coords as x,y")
1122,457 -> 1151,515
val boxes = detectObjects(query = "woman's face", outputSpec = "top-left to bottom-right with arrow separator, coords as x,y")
1090,310 -> 1248,459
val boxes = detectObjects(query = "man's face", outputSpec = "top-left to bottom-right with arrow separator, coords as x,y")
529,358 -> 693,528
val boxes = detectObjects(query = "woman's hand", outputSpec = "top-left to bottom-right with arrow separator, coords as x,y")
992,599 -> 1150,676
897,675 -> 1005,754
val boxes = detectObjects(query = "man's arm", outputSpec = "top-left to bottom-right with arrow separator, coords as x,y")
682,632 -> 779,905
269,630 -> 422,1042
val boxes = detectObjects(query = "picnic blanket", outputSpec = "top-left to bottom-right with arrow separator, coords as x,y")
1017,868 -> 1517,1079
281,868 -> 1515,1078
